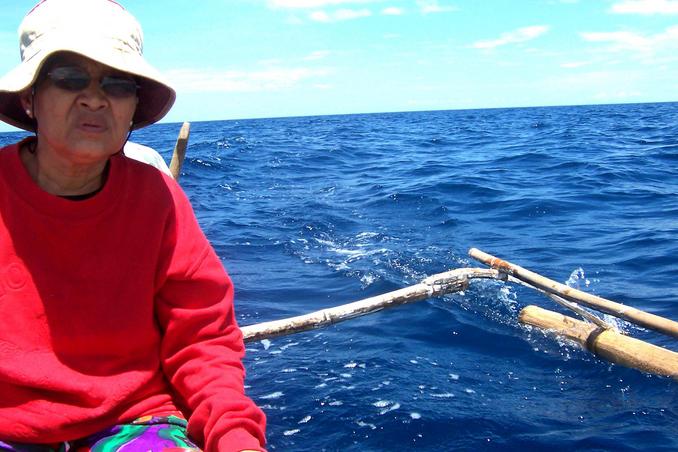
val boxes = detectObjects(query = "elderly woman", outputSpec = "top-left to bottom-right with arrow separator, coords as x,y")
0,1 -> 265,451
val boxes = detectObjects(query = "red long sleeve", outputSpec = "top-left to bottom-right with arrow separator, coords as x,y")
155,186 -> 266,451
0,141 -> 266,450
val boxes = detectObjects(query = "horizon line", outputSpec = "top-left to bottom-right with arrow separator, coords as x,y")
1,99 -> 676,134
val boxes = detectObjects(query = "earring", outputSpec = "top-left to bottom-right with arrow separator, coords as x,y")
25,109 -> 32,118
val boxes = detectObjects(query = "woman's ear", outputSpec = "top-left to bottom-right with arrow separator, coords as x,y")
19,90 -> 33,119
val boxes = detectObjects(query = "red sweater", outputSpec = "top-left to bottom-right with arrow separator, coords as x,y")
0,142 -> 266,451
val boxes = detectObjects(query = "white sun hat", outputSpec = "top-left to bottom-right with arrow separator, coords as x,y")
0,0 -> 176,131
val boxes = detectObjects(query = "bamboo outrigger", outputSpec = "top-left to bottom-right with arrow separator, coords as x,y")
520,306 -> 678,379
469,248 -> 678,339
241,248 -> 678,381
240,267 -> 501,342
171,126 -> 676,380
169,121 -> 190,180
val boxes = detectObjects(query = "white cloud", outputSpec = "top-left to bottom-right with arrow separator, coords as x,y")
544,69 -> 643,97
309,10 -> 331,21
309,8 -> 371,21
593,90 -> 642,100
417,0 -> 457,14
335,8 -> 372,20
382,7 -> 404,15
472,26 -> 550,49
268,0 -> 374,8
580,31 -> 652,50
580,26 -> 678,55
303,50 -> 331,60
166,67 -> 330,93
611,0 -> 678,14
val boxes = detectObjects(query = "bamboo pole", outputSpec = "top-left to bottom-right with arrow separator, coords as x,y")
519,305 -> 678,381
240,268 -> 501,343
469,248 -> 678,339
169,122 -> 190,180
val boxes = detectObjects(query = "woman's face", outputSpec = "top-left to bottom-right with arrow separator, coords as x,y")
21,52 -> 138,165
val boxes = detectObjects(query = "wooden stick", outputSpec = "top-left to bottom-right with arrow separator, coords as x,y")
507,274 -> 616,330
241,268 -> 501,343
543,291 -> 615,331
169,122 -> 190,180
519,305 -> 678,381
469,248 -> 678,339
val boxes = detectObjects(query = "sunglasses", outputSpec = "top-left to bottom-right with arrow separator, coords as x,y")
46,66 -> 139,98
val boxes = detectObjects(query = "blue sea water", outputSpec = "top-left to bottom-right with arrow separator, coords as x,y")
3,103 -> 677,450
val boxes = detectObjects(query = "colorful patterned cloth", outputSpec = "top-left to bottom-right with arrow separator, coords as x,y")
0,416 -> 201,452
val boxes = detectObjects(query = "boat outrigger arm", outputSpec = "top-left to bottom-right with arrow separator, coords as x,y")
169,121 -> 190,180
170,124 -> 677,381
240,248 -> 678,381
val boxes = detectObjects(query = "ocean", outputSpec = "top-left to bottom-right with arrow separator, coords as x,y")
2,103 -> 677,450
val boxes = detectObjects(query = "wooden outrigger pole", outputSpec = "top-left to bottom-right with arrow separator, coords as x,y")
468,248 -> 678,339
520,306 -> 678,379
240,267 -> 501,342
240,248 -> 678,381
466,249 -> 678,381
169,121 -> 190,180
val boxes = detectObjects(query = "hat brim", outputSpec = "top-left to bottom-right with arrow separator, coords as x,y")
0,37 -> 175,131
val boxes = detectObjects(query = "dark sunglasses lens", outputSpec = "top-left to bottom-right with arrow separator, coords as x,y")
48,67 -> 90,91
101,77 -> 138,98
47,67 -> 137,98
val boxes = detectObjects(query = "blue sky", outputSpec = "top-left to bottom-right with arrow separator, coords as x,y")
1,0 -> 678,131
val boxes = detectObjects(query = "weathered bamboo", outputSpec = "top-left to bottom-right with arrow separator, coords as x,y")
543,291 -> 615,330
240,268 -> 501,343
508,273 -> 616,330
519,305 -> 678,381
169,121 -> 190,180
469,248 -> 678,339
